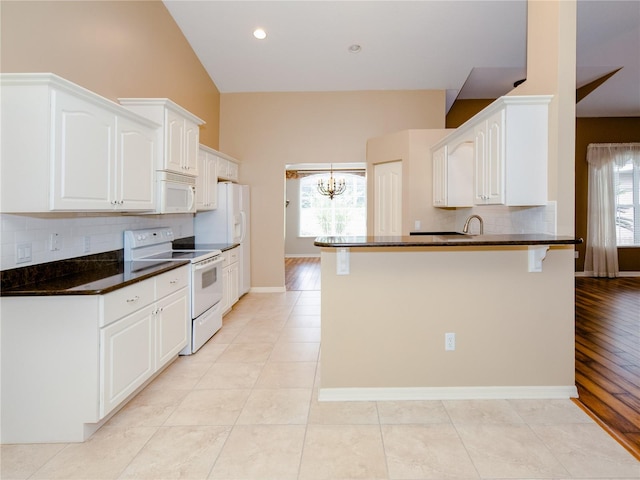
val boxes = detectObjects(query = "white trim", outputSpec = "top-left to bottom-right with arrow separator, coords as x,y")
577,271 -> 640,277
285,254 -> 321,258
249,286 -> 286,293
619,271 -> 640,277
318,386 -> 578,402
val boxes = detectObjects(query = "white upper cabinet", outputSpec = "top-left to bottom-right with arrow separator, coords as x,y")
432,95 -> 552,207
196,145 -> 219,211
216,154 -> 240,182
432,136 -> 474,208
118,98 -> 204,176
0,73 -> 158,213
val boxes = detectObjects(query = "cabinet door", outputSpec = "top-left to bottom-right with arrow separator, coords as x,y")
156,289 -> 189,368
485,110 -> 505,204
432,146 -> 447,207
447,141 -> 474,207
100,305 -> 154,417
196,151 -> 218,211
220,264 -> 231,314
51,90 -> 115,210
473,122 -> 488,204
184,119 -> 199,176
165,109 -> 185,173
117,116 -> 155,210
216,157 -> 229,180
195,149 -> 207,210
229,261 -> 240,307
206,156 -> 218,209
227,161 -> 239,182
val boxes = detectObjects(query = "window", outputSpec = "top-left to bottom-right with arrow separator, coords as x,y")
299,173 -> 366,237
614,155 -> 640,245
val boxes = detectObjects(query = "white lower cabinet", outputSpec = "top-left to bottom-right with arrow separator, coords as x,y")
100,304 -> 155,417
0,265 -> 189,443
221,247 -> 240,315
156,289 -> 189,366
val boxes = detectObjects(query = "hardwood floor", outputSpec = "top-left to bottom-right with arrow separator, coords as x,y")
285,257 -> 321,291
575,276 -> 640,460
284,259 -> 640,459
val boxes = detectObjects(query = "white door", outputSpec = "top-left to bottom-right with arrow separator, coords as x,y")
374,161 -> 402,236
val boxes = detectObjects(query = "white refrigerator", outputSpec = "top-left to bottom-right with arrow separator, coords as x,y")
195,183 -> 251,295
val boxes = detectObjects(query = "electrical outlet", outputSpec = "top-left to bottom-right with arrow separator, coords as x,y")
49,233 -> 61,251
574,250 -> 579,259
336,248 -> 350,275
445,332 -> 456,351
414,220 -> 421,230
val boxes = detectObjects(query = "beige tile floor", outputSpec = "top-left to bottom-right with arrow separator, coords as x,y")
2,290 -> 639,480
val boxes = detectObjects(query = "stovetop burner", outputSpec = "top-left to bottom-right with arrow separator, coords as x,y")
124,228 -> 222,265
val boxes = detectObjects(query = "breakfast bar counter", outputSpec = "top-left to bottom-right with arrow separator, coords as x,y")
314,233 -> 581,248
313,234 -> 581,402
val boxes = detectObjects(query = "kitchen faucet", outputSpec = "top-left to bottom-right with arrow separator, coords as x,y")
463,215 -> 484,235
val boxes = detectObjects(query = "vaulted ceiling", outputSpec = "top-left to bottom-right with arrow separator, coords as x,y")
164,0 -> 640,117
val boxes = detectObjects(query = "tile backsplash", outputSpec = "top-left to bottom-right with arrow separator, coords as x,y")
0,212 -> 194,271
454,201 -> 557,235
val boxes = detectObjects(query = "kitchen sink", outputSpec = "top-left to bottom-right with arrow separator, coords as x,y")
409,231 -> 467,236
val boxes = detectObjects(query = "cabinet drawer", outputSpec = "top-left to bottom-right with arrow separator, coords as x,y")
228,248 -> 239,264
221,250 -> 230,267
100,280 -> 154,327
156,266 -> 189,298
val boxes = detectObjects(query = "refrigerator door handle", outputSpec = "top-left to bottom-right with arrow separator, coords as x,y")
239,211 -> 247,243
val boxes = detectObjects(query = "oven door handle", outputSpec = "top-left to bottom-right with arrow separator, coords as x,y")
193,256 -> 224,271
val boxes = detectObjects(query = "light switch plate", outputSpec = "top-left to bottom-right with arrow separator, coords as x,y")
16,242 -> 32,264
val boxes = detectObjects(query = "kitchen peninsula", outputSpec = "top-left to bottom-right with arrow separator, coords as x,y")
314,234 -> 581,401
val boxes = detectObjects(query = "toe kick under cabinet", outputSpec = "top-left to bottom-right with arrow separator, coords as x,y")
0,266 -> 189,444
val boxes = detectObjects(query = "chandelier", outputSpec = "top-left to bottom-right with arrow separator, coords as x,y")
317,165 -> 346,200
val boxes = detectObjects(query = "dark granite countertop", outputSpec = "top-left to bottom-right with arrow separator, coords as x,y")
173,237 -> 240,252
0,250 -> 189,297
314,233 -> 582,248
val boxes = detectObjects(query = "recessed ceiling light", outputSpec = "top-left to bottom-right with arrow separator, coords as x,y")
348,44 -> 361,53
253,28 -> 267,40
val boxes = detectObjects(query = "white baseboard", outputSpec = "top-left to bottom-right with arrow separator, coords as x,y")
576,271 -> 640,277
249,286 -> 286,293
285,254 -> 321,258
318,386 -> 578,402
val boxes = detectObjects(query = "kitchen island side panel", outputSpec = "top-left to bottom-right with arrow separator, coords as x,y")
0,296 -> 101,443
319,246 -> 575,394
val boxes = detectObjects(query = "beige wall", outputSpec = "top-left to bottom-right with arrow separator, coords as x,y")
366,129 -> 454,235
320,246 -> 576,392
0,0 -> 221,148
220,91 -> 446,289
509,0 -> 577,236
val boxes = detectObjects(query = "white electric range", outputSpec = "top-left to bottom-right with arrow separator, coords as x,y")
124,227 -> 223,354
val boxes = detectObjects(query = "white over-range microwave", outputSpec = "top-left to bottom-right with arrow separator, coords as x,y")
157,171 -> 196,214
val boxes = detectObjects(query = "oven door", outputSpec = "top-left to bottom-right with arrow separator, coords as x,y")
192,256 -> 224,318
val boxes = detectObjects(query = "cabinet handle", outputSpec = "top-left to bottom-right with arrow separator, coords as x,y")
170,280 -> 178,284
126,295 -> 139,303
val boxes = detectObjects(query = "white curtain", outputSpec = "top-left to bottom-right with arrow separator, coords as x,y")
584,143 -> 640,277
